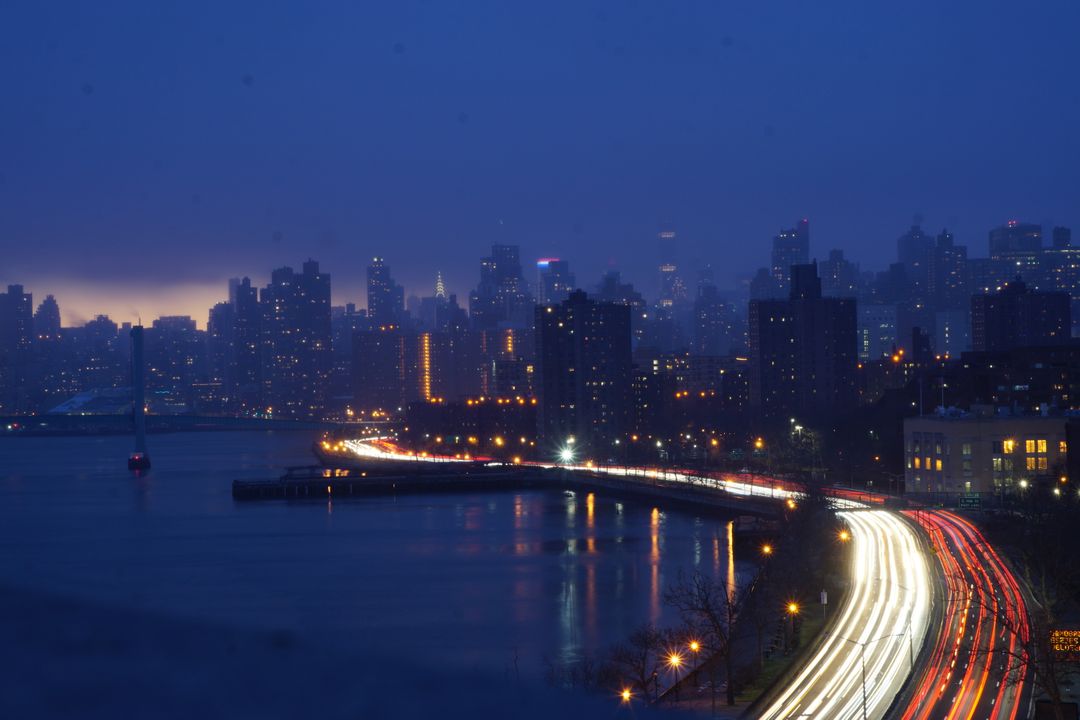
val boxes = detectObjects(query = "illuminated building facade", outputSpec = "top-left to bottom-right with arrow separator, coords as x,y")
469,244 -> 533,330
971,279 -> 1071,352
770,219 -> 810,292
0,284 -> 34,413
366,257 -> 405,326
749,262 -> 858,421
536,290 -> 632,455
259,260 -> 332,419
536,258 -> 575,306
904,410 -> 1067,495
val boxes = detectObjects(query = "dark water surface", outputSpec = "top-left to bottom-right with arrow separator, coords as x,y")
0,431 -> 739,677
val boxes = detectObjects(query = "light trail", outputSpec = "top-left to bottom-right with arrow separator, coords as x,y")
340,438 -> 868,509
757,510 -> 932,720
898,510 -> 1030,720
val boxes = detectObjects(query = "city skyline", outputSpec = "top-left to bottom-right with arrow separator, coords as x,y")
8,214 -> 1079,330
3,1 -> 1079,325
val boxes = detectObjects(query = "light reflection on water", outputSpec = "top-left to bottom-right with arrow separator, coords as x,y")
0,431 -> 747,676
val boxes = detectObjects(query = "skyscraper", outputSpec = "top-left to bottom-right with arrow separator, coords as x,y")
657,230 -> 687,307
896,224 -> 935,304
770,218 -> 810,291
818,249 -> 859,297
928,229 -> 967,310
536,258 -> 576,306
0,284 -> 34,413
469,244 -> 533,330
367,257 -> 405,326
231,277 -> 261,413
989,221 -> 1043,282
536,290 -> 632,455
146,316 -> 204,411
971,279 -> 1070,352
692,282 -> 737,356
749,262 -> 858,420
259,260 -> 332,419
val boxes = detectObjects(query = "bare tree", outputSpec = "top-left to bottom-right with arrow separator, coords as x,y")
969,502 -> 1080,720
608,624 -> 669,700
664,569 -> 756,706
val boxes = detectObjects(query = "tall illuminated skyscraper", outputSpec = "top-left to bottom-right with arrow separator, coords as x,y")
536,258 -> 575,305
770,218 -> 810,291
259,260 -> 332,419
536,290 -> 632,454
367,258 -> 405,326
656,230 -> 686,307
469,244 -> 532,329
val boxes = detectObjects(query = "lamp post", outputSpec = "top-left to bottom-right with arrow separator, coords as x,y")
667,651 -> 683,701
838,631 -> 910,720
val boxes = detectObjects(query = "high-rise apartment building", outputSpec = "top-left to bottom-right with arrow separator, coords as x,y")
469,244 -> 533,330
536,291 -> 632,455
971,279 -> 1071,352
770,218 -> 810,291
259,260 -> 332,419
749,263 -> 858,420
536,258 -> 576,306
367,258 -> 405,326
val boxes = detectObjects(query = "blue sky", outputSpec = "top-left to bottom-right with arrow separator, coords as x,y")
1,1 -> 1077,325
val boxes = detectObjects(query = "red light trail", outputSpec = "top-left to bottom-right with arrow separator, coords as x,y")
899,510 -> 1030,720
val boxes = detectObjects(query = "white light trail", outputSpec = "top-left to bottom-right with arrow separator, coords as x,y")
758,510 -> 931,720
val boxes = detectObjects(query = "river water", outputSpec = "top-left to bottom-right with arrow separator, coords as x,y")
0,431 -> 741,680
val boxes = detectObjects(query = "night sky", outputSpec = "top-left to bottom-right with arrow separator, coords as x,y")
2,1 -> 1078,326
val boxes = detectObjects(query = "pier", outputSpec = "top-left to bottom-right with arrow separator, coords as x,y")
231,460 -> 786,517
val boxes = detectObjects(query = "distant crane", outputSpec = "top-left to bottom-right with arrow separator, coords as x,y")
127,325 -> 151,471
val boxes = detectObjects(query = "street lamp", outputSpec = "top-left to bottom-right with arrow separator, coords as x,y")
620,688 -> 632,704
838,528 -> 851,543
559,446 -> 575,464
785,601 -> 800,651
761,543 -> 773,556
839,631 -> 910,720
667,651 -> 684,700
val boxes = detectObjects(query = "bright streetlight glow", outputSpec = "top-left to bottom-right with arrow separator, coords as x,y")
761,543 -> 774,556
787,602 -> 799,615
620,688 -> 632,703
838,529 -> 850,542
559,447 -> 575,463
689,640 -> 700,653
667,652 -> 683,668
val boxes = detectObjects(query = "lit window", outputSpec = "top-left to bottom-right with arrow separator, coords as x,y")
1025,440 -> 1036,454
935,459 -> 942,472
1003,439 -> 1015,454
1038,457 -> 1048,470
1060,440 -> 1068,454
992,458 -> 1003,472
1026,457 -> 1036,471
962,443 -> 972,457
1037,439 -> 1047,454
914,457 -> 921,469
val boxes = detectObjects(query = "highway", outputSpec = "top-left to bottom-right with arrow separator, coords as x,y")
898,510 -> 1030,720
758,510 -> 932,720
341,437 -> 870,509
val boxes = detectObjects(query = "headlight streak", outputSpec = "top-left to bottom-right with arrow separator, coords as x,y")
341,438 -> 868,509
758,511 -> 931,720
